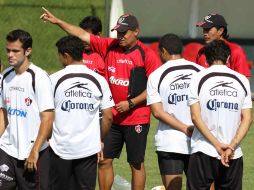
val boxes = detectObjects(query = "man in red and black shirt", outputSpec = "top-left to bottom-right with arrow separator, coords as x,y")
41,8 -> 161,190
196,13 -> 251,80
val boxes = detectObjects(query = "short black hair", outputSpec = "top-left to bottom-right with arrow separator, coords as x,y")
79,16 -> 102,35
6,29 -> 32,50
56,36 -> 85,61
158,33 -> 183,55
215,26 -> 229,39
204,40 -> 231,66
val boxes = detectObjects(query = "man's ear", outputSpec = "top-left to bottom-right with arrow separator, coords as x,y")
218,27 -> 224,36
134,28 -> 140,37
25,48 -> 32,57
226,55 -> 231,64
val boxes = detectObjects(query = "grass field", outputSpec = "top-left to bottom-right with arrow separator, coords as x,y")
0,1 -> 253,189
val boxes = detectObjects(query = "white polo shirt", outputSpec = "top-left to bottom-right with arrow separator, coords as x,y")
188,65 -> 252,159
0,64 -> 54,160
50,65 -> 114,160
147,59 -> 203,154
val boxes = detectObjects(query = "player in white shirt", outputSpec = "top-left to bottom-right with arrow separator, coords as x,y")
147,34 -> 203,190
0,29 -> 54,190
49,36 -> 114,189
187,40 -> 252,190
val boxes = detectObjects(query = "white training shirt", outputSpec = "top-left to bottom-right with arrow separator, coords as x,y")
0,63 -> 54,160
50,65 -> 114,160
147,59 -> 204,154
188,65 -> 252,159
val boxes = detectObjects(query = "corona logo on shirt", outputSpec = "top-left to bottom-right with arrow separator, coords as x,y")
109,76 -> 129,86
169,74 -> 192,91
61,100 -> 94,112
7,107 -> 27,118
206,99 -> 239,111
25,97 -> 32,106
64,82 -> 92,98
209,81 -> 238,97
168,93 -> 188,105
9,86 -> 24,92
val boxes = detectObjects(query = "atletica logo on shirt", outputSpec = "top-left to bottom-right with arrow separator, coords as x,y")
64,82 -> 92,98
109,76 -> 129,86
169,74 -> 192,90
168,74 -> 192,105
83,60 -> 93,64
117,59 -> 133,65
61,82 -> 95,112
209,81 -> 238,97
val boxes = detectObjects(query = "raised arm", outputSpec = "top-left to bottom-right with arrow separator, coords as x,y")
40,7 -> 90,44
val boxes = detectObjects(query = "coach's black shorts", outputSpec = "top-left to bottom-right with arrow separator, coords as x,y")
49,148 -> 97,190
103,123 -> 149,164
157,151 -> 189,175
187,152 -> 243,190
0,147 -> 50,190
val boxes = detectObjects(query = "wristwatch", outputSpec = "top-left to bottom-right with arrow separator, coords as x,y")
128,99 -> 135,109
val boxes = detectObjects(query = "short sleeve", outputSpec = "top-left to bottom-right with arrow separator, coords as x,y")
100,77 -> 115,110
188,74 -> 200,106
35,72 -> 54,112
147,72 -> 161,105
241,78 -> 252,109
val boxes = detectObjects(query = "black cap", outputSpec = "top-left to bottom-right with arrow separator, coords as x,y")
196,13 -> 227,28
111,14 -> 139,32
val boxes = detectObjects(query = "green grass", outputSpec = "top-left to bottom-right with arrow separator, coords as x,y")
0,0 -> 105,73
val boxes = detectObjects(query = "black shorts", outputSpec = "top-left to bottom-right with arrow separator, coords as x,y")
49,148 -> 97,190
0,147 -> 50,190
187,152 -> 243,190
157,151 -> 189,175
103,123 -> 149,164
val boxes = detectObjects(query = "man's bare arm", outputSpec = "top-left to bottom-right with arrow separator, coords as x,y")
115,90 -> 147,113
230,108 -> 252,150
40,7 -> 90,44
0,108 -> 8,137
101,108 -> 113,141
150,102 -> 193,137
190,102 -> 227,154
24,110 -> 54,171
